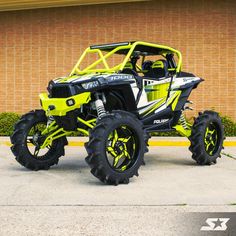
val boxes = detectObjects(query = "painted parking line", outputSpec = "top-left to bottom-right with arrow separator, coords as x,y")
1,140 -> 236,147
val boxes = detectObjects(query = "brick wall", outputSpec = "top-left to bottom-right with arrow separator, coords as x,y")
0,0 -> 235,120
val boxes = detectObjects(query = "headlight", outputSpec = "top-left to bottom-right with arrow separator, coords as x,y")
66,98 -> 75,106
47,80 -> 55,94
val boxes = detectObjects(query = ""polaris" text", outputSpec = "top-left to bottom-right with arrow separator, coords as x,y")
153,119 -> 169,124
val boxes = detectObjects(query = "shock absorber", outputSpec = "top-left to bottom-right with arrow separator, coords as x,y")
47,116 -> 54,127
180,100 -> 193,129
179,113 -> 188,129
95,93 -> 106,118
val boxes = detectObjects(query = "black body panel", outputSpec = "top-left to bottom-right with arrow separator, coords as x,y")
104,85 -> 137,112
140,75 -> 203,132
48,74 -> 136,99
177,71 -> 196,77
141,107 -> 181,132
54,110 -> 80,131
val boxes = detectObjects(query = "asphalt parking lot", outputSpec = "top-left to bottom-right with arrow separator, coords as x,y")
0,142 -> 236,235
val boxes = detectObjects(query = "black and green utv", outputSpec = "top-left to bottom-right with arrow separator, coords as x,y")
11,41 -> 224,185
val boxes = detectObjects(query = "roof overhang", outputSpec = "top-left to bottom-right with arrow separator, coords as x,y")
0,0 -> 148,12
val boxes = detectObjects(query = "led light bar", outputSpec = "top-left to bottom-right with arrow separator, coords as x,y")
90,42 -> 132,50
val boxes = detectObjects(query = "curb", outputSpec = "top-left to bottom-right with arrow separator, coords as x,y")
1,137 -> 236,147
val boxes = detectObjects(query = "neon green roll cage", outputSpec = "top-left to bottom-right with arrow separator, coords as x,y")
70,41 -> 182,76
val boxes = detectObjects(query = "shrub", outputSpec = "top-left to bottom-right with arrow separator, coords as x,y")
221,115 -> 236,136
0,112 -> 21,136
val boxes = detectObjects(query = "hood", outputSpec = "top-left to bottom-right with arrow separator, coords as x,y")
53,73 -> 135,85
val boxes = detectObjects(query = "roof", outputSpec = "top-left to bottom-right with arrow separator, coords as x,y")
90,41 -> 178,55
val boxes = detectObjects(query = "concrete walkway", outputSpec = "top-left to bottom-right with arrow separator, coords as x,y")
0,144 -> 236,235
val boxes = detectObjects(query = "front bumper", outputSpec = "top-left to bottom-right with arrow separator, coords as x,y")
39,92 -> 91,116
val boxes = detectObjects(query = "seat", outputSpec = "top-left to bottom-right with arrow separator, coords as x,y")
151,59 -> 169,79
142,60 -> 153,77
121,61 -> 138,76
124,61 -> 133,70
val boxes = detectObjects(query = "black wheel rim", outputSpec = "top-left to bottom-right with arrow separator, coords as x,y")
204,122 -> 220,156
106,125 -> 139,172
26,122 -> 53,159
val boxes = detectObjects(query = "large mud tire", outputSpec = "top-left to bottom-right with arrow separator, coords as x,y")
85,111 -> 145,185
11,110 -> 67,170
189,110 -> 224,165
